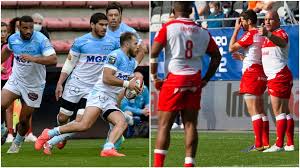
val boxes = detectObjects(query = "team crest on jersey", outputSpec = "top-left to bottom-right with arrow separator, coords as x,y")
108,54 -> 117,64
28,92 -> 38,101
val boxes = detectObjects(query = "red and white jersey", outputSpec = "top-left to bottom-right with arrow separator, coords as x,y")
237,29 -> 264,73
154,18 -> 218,76
261,28 -> 289,80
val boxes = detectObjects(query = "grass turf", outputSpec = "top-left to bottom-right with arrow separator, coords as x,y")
151,130 -> 299,167
1,138 -> 149,167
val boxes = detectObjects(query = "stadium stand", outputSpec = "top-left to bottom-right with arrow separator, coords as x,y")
2,1 -> 149,66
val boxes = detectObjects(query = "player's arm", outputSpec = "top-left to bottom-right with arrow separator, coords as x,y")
120,98 -> 143,116
102,67 -> 141,93
20,54 -> 57,65
202,35 -> 222,88
229,18 -> 243,53
1,45 -> 13,64
150,41 -> 164,90
55,53 -> 79,100
259,25 -> 287,48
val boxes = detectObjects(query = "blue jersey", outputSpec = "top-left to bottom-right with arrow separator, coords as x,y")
120,85 -> 149,116
7,31 -> 55,87
68,33 -> 118,85
93,48 -> 138,98
106,22 -> 142,48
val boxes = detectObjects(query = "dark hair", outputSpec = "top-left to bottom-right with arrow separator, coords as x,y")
240,9 -> 257,25
120,32 -> 136,46
90,12 -> 107,24
8,17 -> 20,34
174,1 -> 193,11
209,1 -> 221,9
19,16 -> 34,25
106,2 -> 123,15
1,22 -> 8,27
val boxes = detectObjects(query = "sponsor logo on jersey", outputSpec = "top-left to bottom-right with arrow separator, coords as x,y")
86,55 -> 107,63
15,55 -> 30,63
116,73 -> 129,80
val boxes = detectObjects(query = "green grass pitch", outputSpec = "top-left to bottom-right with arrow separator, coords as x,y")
151,131 -> 299,167
1,138 -> 149,167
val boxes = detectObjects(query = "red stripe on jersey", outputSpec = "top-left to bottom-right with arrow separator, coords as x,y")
237,29 -> 257,48
154,25 -> 167,46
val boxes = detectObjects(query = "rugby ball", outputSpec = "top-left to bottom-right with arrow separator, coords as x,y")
125,79 -> 144,99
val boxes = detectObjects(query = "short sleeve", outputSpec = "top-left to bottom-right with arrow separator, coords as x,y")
154,25 -> 167,46
7,36 -> 13,51
69,38 -> 81,57
41,37 -> 56,56
206,33 -> 218,54
237,31 -> 253,48
104,52 -> 120,71
273,29 -> 289,43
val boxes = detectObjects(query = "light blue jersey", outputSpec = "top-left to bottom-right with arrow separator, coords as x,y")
68,33 -> 118,85
93,48 -> 138,98
106,22 -> 142,48
7,31 -> 55,87
120,85 -> 149,116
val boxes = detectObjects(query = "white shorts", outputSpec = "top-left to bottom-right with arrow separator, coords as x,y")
62,81 -> 93,103
3,77 -> 44,108
86,90 -> 122,120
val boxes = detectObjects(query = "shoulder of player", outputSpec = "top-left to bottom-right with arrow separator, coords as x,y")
34,31 -> 48,41
272,28 -> 288,37
120,22 -> 137,33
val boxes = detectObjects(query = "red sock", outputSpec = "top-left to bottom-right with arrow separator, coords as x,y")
184,163 -> 194,167
252,114 -> 263,148
184,157 -> 195,167
275,113 -> 287,148
154,149 -> 167,167
8,128 -> 14,134
262,116 -> 269,147
286,114 -> 294,146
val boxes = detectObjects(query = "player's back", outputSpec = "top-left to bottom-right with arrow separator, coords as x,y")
156,18 -> 211,75
69,33 -> 118,86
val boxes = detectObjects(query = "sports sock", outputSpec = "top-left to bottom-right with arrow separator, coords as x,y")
275,113 -> 287,148
8,128 -> 14,134
286,114 -> 294,146
48,127 -> 61,138
103,142 -> 114,150
154,149 -> 167,167
48,132 -> 75,146
184,157 -> 195,167
14,132 -> 25,146
261,115 -> 269,147
251,114 -> 263,148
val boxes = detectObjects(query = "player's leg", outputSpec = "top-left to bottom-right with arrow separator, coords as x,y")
181,109 -> 198,167
7,101 -> 35,153
285,105 -> 294,151
154,110 -> 178,166
1,89 -> 19,141
5,103 -> 14,143
257,96 -> 269,149
264,95 -> 287,152
243,94 -> 263,150
35,106 -> 100,151
101,110 -> 128,157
